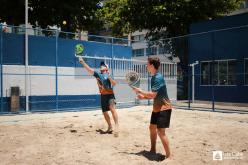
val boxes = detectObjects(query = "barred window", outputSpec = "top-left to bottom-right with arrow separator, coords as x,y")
200,60 -> 236,85
158,47 -> 169,54
132,49 -> 144,57
215,60 -> 236,85
212,61 -> 218,85
219,61 -> 228,85
227,60 -> 236,85
146,47 -> 157,56
201,62 -> 211,85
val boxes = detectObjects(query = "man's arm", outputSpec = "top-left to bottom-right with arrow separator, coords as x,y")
137,93 -> 150,100
133,87 -> 157,99
108,76 -> 117,86
79,57 -> 94,75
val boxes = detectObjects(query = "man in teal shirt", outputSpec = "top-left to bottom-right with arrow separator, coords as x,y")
79,57 -> 119,137
133,56 -> 172,160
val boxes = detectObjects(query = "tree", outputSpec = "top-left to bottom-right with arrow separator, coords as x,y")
101,0 -> 243,37
0,0 -> 103,33
0,0 -> 25,25
99,0 -> 130,37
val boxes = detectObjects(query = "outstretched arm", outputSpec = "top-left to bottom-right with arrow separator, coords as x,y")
136,94 -> 150,100
133,87 -> 157,99
79,57 -> 94,75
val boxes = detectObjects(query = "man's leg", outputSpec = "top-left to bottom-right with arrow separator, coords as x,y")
103,111 -> 112,132
157,128 -> 172,159
109,104 -> 119,136
149,124 -> 157,153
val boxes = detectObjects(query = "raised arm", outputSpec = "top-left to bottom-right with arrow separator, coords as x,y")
79,57 -> 94,75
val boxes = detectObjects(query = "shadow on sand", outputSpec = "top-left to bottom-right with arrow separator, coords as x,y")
120,150 -> 166,162
95,129 -> 113,134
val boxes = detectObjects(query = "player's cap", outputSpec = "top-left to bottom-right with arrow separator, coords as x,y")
100,61 -> 109,71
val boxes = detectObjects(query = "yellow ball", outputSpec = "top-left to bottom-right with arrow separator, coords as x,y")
63,21 -> 67,25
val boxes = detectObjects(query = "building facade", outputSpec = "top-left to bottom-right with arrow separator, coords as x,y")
189,13 -> 248,103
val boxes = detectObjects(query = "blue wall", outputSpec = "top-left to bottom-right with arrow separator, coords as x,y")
2,33 -> 132,66
0,33 -> 132,112
189,13 -> 248,103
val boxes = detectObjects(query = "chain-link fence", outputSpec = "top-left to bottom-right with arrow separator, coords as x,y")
131,25 -> 248,113
1,24 -> 248,113
172,25 -> 248,113
0,25 -> 177,113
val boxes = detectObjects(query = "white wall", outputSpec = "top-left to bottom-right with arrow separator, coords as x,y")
3,65 -> 99,97
2,65 -> 177,103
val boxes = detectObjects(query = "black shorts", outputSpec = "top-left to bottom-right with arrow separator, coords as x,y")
150,109 -> 172,128
101,94 -> 116,112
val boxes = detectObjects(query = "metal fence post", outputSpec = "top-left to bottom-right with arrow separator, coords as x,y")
111,37 -> 114,77
25,20 -> 29,112
0,25 -> 3,112
190,61 -> 199,104
211,32 -> 215,112
55,30 -> 59,111
188,65 -> 191,110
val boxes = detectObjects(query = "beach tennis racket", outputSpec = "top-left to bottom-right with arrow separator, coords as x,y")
125,71 -> 140,89
75,43 -> 84,57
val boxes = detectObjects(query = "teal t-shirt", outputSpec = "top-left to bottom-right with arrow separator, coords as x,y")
151,72 -> 171,111
93,71 -> 114,95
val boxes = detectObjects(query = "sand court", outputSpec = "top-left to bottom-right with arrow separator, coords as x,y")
0,106 -> 247,165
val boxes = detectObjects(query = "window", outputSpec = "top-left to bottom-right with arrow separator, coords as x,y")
212,61 -> 218,85
201,62 -> 211,85
219,61 -> 228,85
132,49 -> 144,57
227,60 -> 236,85
133,35 -> 139,41
158,46 -> 169,54
146,47 -> 157,56
132,35 -> 145,41
139,35 -> 145,41
216,60 -> 236,85
245,59 -> 248,85
200,60 -> 237,85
